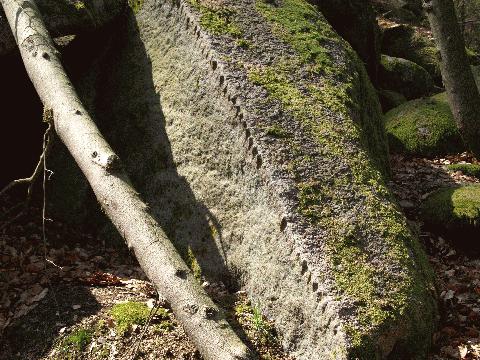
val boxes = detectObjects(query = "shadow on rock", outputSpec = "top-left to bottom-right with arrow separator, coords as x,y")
72,11 -> 234,286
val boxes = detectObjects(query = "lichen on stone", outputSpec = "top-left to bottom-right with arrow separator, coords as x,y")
128,0 -> 144,13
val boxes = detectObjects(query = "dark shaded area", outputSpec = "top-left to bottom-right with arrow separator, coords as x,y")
377,88 -> 407,112
309,0 -> 381,85
0,285 -> 101,360
0,51 -> 45,189
0,0 -> 126,57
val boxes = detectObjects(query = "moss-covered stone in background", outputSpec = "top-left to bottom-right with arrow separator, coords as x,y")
381,24 -> 442,85
379,54 -> 433,100
447,163 -> 480,179
377,89 -> 407,112
385,92 -> 465,156
381,24 -> 480,88
421,185 -> 480,242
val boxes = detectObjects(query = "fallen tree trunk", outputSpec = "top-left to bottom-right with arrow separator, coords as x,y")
0,0 -> 125,56
0,0 -> 254,359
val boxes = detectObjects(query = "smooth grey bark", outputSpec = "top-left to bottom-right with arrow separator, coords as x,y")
0,0 -> 254,359
0,0 -> 125,55
424,0 -> 480,156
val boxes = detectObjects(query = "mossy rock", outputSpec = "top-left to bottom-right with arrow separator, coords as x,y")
378,89 -> 407,112
379,54 -> 433,99
53,0 -> 438,357
381,25 -> 480,87
381,24 -> 441,85
447,163 -> 480,179
385,92 -> 465,156
421,185 -> 480,244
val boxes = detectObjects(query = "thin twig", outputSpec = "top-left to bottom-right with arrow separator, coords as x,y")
40,118 -> 61,310
0,121 -> 54,204
129,298 -> 160,359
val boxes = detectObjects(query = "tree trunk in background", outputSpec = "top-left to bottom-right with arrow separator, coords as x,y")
0,0 -> 254,359
424,0 -> 480,157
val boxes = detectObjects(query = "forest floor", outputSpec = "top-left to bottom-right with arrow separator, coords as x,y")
0,195 -> 290,359
0,152 -> 479,359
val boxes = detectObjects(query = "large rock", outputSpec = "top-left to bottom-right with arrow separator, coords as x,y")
46,0 -> 436,358
379,54 -> 434,99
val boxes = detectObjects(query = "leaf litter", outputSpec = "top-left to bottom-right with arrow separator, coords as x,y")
0,193 -> 292,359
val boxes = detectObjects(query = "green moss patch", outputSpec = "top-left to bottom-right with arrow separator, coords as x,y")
385,92 -> 465,157
189,1 -> 242,37
57,327 -> 93,358
186,246 -> 202,280
110,301 -> 150,335
63,328 -> 93,351
256,0 -> 338,71
447,163 -> 480,179
421,185 -> 480,243
265,125 -> 290,138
